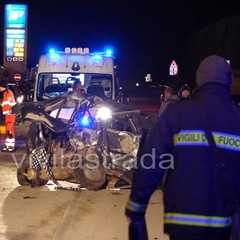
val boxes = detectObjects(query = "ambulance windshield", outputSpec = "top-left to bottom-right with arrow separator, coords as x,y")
37,73 -> 112,101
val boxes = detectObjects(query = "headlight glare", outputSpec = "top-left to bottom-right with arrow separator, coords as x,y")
95,107 -> 112,120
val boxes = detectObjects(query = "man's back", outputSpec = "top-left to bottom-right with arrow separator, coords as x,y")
159,87 -> 179,117
126,55 -> 240,240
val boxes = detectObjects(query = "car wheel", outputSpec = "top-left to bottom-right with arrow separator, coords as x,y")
17,159 -> 48,187
71,148 -> 107,190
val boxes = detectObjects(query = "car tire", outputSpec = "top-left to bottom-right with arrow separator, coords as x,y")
17,159 -> 48,187
71,148 -> 107,190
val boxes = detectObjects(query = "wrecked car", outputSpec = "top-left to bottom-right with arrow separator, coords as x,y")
12,91 -> 155,190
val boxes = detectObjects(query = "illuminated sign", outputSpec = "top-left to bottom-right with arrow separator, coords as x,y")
4,4 -> 27,63
6,29 -> 25,61
5,4 -> 27,28
169,60 -> 178,75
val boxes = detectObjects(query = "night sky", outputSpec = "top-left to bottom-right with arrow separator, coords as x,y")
1,0 -> 240,87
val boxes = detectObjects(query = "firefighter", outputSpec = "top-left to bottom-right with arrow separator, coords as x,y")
125,55 -> 240,240
0,80 -> 16,152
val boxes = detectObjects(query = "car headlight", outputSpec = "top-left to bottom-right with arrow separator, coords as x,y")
95,107 -> 112,120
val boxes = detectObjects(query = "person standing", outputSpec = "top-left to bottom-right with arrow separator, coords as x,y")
159,86 -> 179,117
178,84 -> 191,99
125,55 -> 240,240
72,79 -> 86,94
0,80 -> 16,152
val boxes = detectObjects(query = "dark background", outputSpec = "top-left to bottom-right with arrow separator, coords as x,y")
1,0 -> 240,89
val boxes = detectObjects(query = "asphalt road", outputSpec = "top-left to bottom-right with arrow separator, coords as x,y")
0,122 -> 169,240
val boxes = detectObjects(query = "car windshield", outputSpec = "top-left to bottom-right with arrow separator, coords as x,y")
36,73 -> 113,101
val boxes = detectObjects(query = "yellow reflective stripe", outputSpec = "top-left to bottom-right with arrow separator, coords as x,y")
126,199 -> 147,212
174,130 -> 209,146
164,213 -> 232,227
174,130 -> 240,151
213,132 -> 240,151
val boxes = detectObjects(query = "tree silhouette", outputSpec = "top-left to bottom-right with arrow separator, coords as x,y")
186,15 -> 240,83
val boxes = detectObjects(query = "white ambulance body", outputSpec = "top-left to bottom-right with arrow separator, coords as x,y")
33,48 -> 117,102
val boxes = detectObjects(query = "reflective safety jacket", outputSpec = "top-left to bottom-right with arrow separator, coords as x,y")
126,83 -> 240,240
2,89 -> 16,115
2,89 -> 16,148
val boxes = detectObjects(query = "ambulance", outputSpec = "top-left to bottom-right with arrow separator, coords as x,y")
33,47 -> 118,102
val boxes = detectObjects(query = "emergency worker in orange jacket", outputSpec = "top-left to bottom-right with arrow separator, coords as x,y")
0,80 -> 16,152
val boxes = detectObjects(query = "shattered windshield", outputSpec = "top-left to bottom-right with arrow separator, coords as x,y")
37,73 -> 113,101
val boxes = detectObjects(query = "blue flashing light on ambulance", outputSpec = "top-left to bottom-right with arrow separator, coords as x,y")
33,47 -> 119,102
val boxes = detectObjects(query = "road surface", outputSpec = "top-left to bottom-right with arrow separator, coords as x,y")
0,122 -> 169,240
